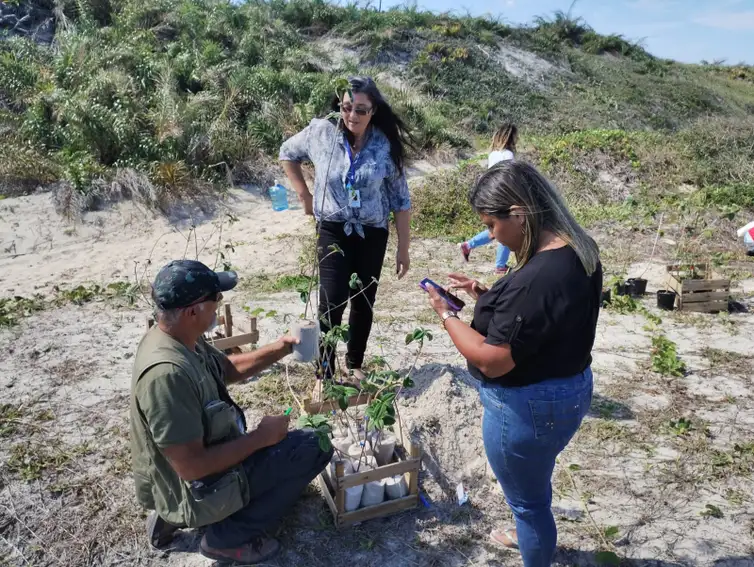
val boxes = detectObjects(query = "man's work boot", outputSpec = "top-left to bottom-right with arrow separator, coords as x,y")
199,534 -> 280,564
146,511 -> 183,548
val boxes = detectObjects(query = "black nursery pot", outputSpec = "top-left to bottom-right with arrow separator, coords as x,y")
601,288 -> 611,306
627,277 -> 647,296
615,282 -> 629,296
657,289 -> 676,310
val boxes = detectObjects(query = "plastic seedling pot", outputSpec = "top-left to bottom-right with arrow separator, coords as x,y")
627,277 -> 647,296
328,457 -> 353,483
384,475 -> 409,500
373,433 -> 397,466
344,484 -> 364,512
657,289 -> 676,310
347,442 -> 373,461
601,288 -> 611,306
354,455 -> 377,472
360,479 -> 386,507
333,436 -> 354,456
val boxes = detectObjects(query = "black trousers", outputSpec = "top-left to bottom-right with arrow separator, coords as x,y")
317,221 -> 389,374
204,430 -> 332,548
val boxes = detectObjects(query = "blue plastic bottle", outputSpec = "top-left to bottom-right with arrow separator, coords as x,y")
269,180 -> 289,211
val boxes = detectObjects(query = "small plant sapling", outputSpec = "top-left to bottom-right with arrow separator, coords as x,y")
297,413 -> 334,453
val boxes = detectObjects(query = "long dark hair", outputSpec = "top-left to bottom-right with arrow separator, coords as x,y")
330,76 -> 412,173
491,123 -> 518,152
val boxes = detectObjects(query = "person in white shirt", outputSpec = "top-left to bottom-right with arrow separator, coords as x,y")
459,123 -> 518,274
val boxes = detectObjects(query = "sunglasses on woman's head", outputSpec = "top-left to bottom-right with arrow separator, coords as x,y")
340,104 -> 372,116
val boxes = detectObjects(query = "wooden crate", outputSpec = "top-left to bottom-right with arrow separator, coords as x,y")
146,304 -> 259,351
303,379 -> 370,414
665,264 -> 730,313
318,433 -> 421,528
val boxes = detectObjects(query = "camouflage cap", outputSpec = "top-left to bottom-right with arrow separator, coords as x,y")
152,260 -> 238,310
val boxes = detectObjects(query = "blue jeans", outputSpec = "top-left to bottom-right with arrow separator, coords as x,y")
479,368 -> 593,567
467,229 -> 511,270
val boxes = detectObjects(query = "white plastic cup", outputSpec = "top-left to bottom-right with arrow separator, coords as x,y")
291,320 -> 318,363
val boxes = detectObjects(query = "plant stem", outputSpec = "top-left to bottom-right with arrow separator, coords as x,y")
284,364 -> 305,414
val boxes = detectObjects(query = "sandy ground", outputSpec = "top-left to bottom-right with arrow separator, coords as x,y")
1,185 -> 754,567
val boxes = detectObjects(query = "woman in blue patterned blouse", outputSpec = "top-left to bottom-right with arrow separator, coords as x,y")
279,77 -> 412,381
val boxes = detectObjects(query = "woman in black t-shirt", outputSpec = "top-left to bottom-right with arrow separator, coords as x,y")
425,161 -> 602,567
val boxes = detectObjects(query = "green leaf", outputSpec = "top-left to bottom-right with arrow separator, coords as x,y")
265,310 -> 278,318
701,504 -> 724,519
343,387 -> 359,397
568,463 -> 581,471
405,333 -> 415,345
604,526 -> 619,539
349,273 -> 363,289
595,551 -> 620,566
383,415 -> 396,426
338,396 -> 348,411
403,377 -> 415,388
317,432 -> 332,452
328,243 -> 345,256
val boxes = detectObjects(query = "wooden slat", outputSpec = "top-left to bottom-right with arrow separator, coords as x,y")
224,304 -> 233,338
681,291 -> 730,303
665,275 -> 682,295
338,494 -> 418,526
209,332 -> 259,350
305,383 -> 370,414
339,457 -> 421,489
682,279 -> 730,292
408,441 -> 420,496
334,461 -> 345,514
318,473 -> 338,517
681,301 -> 728,313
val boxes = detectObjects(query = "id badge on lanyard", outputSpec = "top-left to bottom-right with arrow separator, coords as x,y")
345,139 -> 361,209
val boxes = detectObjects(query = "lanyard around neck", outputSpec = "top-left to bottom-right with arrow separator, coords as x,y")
344,134 -> 362,188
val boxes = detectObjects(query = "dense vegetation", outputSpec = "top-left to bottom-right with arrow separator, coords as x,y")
1,0 -> 753,230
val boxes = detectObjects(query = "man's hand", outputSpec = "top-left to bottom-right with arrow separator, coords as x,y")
277,335 -> 300,355
256,415 -> 290,447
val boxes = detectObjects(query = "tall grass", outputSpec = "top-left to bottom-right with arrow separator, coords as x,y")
0,0 -> 753,204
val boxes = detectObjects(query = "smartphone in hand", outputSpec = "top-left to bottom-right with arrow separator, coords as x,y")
419,278 -> 466,311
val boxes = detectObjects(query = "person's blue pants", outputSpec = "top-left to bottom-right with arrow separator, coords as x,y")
467,229 -> 511,270
479,368 -> 593,567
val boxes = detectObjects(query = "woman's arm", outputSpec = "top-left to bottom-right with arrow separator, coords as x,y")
394,209 -> 410,278
427,287 -> 515,378
442,317 -> 515,377
279,121 -> 316,215
281,161 -> 313,216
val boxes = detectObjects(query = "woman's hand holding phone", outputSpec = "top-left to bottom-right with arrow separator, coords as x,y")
447,273 -> 487,300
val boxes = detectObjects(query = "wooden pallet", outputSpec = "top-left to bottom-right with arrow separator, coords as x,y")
147,304 -> 259,351
319,432 -> 421,528
665,264 -> 730,313
303,379 -> 370,414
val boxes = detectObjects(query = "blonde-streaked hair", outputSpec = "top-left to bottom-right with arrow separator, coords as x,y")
490,123 -> 518,152
469,161 -> 600,275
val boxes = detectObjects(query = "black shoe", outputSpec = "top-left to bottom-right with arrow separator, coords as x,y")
146,511 -> 183,548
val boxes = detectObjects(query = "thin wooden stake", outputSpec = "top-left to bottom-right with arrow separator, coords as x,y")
224,303 -> 233,338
